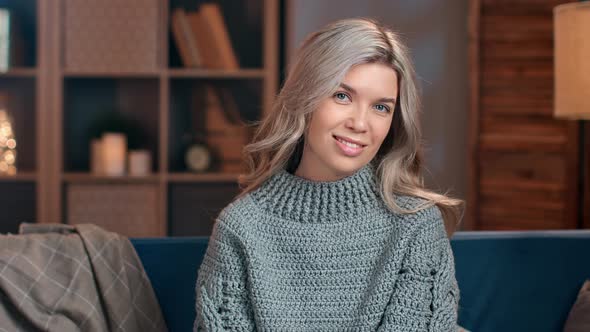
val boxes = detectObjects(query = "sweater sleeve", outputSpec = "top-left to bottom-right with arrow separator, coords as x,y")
377,206 -> 460,332
193,216 -> 256,332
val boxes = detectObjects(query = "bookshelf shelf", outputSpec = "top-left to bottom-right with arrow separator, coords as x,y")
63,173 -> 162,184
62,71 -> 162,79
167,172 -> 239,183
167,68 -> 266,79
0,68 -> 38,77
0,0 -> 38,234
0,172 -> 37,182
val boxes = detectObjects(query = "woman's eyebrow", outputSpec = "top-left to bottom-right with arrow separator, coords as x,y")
377,97 -> 396,104
339,83 -> 396,104
339,83 -> 357,94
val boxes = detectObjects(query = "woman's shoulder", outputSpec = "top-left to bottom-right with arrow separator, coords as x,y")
393,195 -> 441,218
214,193 -> 260,236
391,194 -> 446,241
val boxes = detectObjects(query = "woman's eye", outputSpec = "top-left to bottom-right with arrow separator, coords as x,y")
374,104 -> 390,113
334,92 -> 350,102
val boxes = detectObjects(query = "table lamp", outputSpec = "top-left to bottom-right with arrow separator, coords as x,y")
554,1 -> 590,227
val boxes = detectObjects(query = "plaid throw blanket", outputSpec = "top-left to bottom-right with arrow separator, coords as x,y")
0,223 -> 168,332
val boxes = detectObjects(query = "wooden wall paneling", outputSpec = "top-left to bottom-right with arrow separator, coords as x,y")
469,0 -> 580,230
480,0 -> 569,16
466,0 -> 481,230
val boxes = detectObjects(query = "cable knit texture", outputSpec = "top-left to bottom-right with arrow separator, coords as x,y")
194,163 -> 460,331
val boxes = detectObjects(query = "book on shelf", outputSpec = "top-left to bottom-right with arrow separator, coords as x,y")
199,3 -> 239,70
204,85 -> 248,170
186,11 -> 218,69
0,8 -> 24,71
171,4 -> 239,70
171,8 -> 202,67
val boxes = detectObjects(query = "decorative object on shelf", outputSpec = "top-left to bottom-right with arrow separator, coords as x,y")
87,110 -> 147,175
184,90 -> 214,173
101,133 -> 126,176
128,149 -> 151,176
554,2 -> 590,228
0,7 -> 24,72
0,94 -> 16,175
185,142 -> 212,172
204,85 -> 248,173
182,131 -> 213,173
63,0 -> 159,72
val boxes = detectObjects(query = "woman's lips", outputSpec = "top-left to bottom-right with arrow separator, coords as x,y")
333,135 -> 366,157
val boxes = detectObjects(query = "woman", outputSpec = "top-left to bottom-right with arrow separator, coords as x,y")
194,17 -> 464,331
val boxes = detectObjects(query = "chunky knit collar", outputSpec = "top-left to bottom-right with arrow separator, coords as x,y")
251,163 -> 384,224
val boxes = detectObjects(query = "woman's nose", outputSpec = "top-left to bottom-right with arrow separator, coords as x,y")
345,108 -> 368,132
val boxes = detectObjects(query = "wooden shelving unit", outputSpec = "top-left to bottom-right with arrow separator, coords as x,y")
0,0 -> 278,236
0,0 -> 39,234
167,68 -> 266,79
0,68 -> 38,77
0,172 -> 37,182
62,173 -> 162,184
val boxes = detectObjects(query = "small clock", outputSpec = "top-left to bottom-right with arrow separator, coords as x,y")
185,143 -> 211,172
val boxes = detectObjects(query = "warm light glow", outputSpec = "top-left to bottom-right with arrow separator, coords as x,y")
554,2 -> 590,119
4,150 -> 14,164
1,126 -> 12,136
102,133 -> 127,176
6,138 -> 15,149
0,106 -> 17,175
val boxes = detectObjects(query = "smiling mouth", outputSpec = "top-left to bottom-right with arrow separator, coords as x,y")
333,135 -> 367,148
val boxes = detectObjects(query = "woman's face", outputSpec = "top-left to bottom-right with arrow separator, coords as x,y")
296,62 -> 398,181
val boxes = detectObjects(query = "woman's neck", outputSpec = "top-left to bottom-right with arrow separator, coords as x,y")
251,163 -> 384,224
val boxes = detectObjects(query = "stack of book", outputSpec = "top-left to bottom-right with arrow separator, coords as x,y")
172,4 -> 249,172
171,4 -> 239,70
204,85 -> 249,173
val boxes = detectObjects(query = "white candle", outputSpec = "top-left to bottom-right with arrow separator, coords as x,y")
128,149 -> 151,176
101,133 -> 126,176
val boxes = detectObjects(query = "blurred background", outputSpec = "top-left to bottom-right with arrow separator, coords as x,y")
0,0 -> 587,236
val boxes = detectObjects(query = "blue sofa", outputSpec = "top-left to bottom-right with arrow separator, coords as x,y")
131,230 -> 590,332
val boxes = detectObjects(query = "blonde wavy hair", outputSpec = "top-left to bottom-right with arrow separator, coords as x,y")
236,18 -> 464,236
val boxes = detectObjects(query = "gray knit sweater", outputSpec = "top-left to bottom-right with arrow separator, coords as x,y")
194,163 -> 460,331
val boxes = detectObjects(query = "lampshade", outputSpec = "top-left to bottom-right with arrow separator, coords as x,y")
554,2 -> 590,120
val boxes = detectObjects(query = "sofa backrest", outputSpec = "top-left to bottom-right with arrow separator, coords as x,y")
132,237 -> 208,332
451,230 -> 590,332
131,230 -> 590,332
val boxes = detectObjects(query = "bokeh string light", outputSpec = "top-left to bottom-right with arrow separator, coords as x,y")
0,109 -> 17,175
